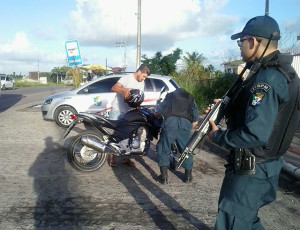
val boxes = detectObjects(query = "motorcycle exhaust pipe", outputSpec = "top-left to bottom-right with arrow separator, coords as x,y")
81,136 -> 116,155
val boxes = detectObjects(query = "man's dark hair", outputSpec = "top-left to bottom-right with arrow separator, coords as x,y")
137,65 -> 151,76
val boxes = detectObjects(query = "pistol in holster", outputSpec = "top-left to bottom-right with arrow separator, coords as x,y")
228,149 -> 256,175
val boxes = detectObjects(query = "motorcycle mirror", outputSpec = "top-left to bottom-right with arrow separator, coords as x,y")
160,86 -> 166,95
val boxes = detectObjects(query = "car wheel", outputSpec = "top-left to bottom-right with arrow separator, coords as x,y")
2,85 -> 5,91
54,106 -> 77,128
12,83 -> 14,90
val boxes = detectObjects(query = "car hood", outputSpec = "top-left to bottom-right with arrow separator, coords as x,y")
44,89 -> 77,100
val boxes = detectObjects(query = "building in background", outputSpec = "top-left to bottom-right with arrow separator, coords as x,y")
29,72 -> 39,81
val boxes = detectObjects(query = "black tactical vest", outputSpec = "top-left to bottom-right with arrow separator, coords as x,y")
252,55 -> 300,160
162,88 -> 195,122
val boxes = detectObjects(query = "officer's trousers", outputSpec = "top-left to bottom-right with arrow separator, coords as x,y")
214,158 -> 283,230
156,127 -> 193,170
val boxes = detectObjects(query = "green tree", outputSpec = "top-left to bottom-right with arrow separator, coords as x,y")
50,67 -> 60,83
49,66 -> 70,83
160,48 -> 182,75
141,48 -> 182,75
180,51 -> 207,80
182,51 -> 206,66
205,64 -> 216,79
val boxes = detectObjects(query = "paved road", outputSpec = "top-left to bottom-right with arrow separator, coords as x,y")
0,87 -> 299,229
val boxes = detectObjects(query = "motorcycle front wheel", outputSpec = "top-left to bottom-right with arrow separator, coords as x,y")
67,131 -> 107,172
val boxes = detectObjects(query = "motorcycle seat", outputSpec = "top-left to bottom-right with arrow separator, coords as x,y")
94,115 -> 120,129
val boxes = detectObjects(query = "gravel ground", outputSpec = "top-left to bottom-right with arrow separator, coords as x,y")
0,101 -> 299,230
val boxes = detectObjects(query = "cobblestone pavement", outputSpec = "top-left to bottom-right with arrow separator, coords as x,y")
0,100 -> 299,230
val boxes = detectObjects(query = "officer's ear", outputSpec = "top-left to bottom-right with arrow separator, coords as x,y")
252,37 -> 263,49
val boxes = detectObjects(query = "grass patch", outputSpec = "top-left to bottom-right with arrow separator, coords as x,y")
15,80 -> 67,87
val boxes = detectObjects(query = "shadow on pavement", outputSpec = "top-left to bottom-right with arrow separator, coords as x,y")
111,151 -> 210,230
0,93 -> 23,113
29,136 -> 75,229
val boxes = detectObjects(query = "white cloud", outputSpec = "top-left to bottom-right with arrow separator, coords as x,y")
1,32 -> 31,53
1,0 -> 299,75
0,32 -> 66,74
66,0 -> 236,51
63,0 -> 238,71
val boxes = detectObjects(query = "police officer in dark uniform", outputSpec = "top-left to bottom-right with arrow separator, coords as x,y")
208,15 -> 300,229
155,88 -> 199,184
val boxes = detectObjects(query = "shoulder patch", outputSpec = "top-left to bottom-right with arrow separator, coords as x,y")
250,83 -> 271,93
251,93 -> 264,106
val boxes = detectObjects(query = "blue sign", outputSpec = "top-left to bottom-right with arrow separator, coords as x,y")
65,40 -> 83,67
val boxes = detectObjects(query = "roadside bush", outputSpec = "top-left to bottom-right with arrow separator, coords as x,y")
175,73 -> 237,113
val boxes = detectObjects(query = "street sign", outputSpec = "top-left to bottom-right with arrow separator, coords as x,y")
65,40 -> 83,67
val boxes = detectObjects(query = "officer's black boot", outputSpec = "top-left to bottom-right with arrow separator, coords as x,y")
169,158 -> 177,170
183,169 -> 193,183
157,167 -> 168,184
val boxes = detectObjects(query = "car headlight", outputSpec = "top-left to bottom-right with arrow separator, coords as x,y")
44,98 -> 53,105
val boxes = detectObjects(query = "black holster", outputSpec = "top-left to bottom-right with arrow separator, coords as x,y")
227,149 -> 256,175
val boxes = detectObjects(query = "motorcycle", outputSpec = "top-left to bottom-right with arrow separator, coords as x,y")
62,90 -> 165,172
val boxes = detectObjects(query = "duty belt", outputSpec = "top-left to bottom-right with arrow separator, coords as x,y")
227,149 -> 256,175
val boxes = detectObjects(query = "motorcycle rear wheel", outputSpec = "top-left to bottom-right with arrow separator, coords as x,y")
67,131 -> 107,172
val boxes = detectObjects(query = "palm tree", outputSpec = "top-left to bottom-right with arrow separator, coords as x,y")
182,51 -> 206,67
182,52 -> 207,80
205,64 -> 216,79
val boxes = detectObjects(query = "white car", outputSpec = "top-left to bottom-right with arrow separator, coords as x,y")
41,73 -> 179,128
0,75 -> 15,90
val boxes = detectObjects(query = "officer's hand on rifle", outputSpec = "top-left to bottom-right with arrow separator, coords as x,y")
205,99 -> 221,141
192,121 -> 199,129
208,120 -> 219,141
205,99 -> 221,113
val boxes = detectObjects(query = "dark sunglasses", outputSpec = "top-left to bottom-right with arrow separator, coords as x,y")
237,38 -> 252,47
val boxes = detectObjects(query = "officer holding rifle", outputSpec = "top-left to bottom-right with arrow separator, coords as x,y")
208,15 -> 300,229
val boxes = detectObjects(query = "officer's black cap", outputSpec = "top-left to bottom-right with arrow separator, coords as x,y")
231,15 -> 280,40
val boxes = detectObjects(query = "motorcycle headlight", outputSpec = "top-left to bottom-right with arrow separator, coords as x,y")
44,98 -> 53,105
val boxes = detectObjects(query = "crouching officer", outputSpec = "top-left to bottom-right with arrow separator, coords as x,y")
208,15 -> 300,229
155,88 -> 199,184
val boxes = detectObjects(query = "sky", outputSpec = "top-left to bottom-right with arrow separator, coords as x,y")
0,0 -> 299,76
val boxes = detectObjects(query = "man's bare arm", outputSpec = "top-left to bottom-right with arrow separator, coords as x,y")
111,82 -> 132,99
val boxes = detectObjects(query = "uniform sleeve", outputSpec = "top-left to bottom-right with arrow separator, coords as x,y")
213,69 -> 290,149
192,101 -> 199,122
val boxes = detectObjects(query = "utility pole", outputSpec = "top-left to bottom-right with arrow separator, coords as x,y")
116,42 -> 127,71
136,0 -> 141,69
38,60 -> 40,82
265,0 -> 269,16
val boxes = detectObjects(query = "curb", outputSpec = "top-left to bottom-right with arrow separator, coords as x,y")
282,160 -> 300,180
